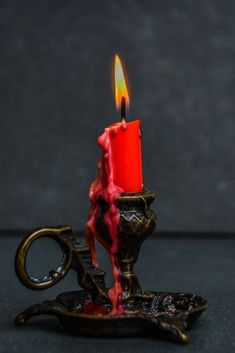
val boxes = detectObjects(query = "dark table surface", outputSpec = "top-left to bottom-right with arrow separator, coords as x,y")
0,232 -> 235,353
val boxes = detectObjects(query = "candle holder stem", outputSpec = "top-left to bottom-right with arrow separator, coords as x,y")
116,191 -> 157,300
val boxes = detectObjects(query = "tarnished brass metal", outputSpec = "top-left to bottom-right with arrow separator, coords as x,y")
15,225 -> 108,302
15,225 -> 73,290
15,189 -> 208,343
96,190 -> 157,300
15,290 -> 207,343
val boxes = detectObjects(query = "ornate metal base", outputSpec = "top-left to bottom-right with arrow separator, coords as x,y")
14,190 -> 208,343
15,290 -> 207,343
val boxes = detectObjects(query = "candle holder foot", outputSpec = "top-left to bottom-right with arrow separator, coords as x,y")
15,190 -> 207,343
15,290 -> 207,343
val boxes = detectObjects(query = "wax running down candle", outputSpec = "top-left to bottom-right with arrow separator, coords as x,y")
86,124 -> 124,315
86,119 -> 143,315
86,55 -> 144,315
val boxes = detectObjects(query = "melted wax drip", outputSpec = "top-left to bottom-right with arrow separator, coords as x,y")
86,123 -> 126,315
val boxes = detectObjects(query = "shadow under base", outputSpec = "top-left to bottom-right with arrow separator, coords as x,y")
15,290 -> 207,343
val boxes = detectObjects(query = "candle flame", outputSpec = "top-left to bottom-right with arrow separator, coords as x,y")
114,54 -> 130,111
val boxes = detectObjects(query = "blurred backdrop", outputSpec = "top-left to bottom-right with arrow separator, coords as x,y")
0,0 -> 234,232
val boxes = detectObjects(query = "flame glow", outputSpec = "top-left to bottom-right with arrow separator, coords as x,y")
114,54 -> 130,110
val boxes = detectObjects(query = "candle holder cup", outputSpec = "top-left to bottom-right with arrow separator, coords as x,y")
15,189 -> 207,343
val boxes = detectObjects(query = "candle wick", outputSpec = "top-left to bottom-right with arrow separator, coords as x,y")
121,96 -> 126,122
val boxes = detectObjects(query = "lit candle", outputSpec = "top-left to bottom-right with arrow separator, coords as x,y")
109,54 -> 143,192
86,54 -> 143,315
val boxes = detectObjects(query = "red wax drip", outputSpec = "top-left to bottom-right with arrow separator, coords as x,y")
84,300 -> 109,316
86,124 -> 124,315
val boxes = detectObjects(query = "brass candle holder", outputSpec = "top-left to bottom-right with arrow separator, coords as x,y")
15,189 -> 207,343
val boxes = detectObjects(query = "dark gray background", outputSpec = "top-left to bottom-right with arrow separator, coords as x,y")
0,0 -> 234,232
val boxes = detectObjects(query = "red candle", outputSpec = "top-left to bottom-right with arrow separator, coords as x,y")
112,54 -> 143,192
86,54 -> 143,315
107,119 -> 143,192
